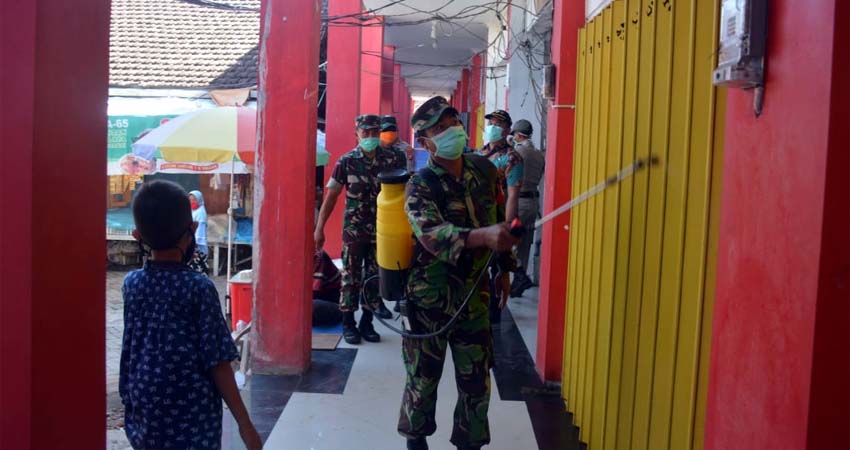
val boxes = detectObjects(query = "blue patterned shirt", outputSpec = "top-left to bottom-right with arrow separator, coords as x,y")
120,261 -> 239,449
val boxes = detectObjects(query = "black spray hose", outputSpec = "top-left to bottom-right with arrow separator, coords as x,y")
362,250 -> 496,340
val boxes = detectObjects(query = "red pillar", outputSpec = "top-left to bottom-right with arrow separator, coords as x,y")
398,80 -> 411,142
360,16 -> 384,115
324,0 -> 362,258
380,45 -> 395,114
705,0 -> 849,448
461,68 -> 471,112
469,53 -> 484,149
1,0 -> 108,446
252,0 -> 319,374
535,0 -> 584,382
392,63 -> 402,114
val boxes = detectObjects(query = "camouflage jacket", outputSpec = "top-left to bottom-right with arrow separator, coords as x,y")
385,140 -> 415,173
479,140 -> 524,191
404,155 -> 516,311
329,146 -> 406,243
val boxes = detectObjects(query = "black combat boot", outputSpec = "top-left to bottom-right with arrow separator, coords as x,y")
374,300 -> 393,319
342,311 -> 361,345
510,271 -> 533,298
406,436 -> 428,450
358,309 -> 381,342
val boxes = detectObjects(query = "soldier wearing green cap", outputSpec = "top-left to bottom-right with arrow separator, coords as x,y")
380,115 -> 415,173
397,96 -> 518,450
314,114 -> 406,344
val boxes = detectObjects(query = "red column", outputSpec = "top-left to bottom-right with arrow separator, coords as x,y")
252,0 -> 320,374
461,68 -> 471,112
469,53 -> 484,149
705,0 -> 849,448
393,63 -> 402,114
1,0 -> 108,447
360,16 -> 384,115
535,0 -> 584,382
380,45 -> 395,114
409,94 -> 416,142
324,0 -> 362,258
398,80 -> 411,142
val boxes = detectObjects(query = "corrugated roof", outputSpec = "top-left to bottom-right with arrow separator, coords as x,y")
109,0 -> 260,89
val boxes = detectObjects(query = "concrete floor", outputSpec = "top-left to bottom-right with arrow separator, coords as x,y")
105,270 -> 546,450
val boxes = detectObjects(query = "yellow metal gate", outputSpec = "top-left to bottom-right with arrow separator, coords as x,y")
562,0 -> 726,449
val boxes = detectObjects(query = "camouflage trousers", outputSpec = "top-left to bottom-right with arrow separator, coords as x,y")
340,241 -> 379,312
397,289 -> 493,447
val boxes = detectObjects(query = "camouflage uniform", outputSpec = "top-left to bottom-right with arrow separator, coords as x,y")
478,140 -> 524,193
328,145 -> 406,312
387,140 -> 415,173
397,154 -> 514,448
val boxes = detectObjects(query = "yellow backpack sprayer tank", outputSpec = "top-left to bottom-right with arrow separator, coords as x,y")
376,169 -> 413,302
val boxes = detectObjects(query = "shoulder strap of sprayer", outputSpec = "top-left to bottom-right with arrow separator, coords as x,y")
413,155 -> 498,274
417,166 -> 446,213
416,154 -> 497,213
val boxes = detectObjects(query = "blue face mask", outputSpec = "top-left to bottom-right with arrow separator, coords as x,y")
483,124 -> 504,144
360,137 -> 380,152
429,125 -> 467,160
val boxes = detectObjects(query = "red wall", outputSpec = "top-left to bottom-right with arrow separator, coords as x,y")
1,1 -> 35,447
807,0 -> 849,446
705,0 -> 848,448
1,0 -> 109,447
535,0 -> 583,382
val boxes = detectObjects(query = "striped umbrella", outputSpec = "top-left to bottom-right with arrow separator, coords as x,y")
132,106 -> 329,166
132,106 -> 256,164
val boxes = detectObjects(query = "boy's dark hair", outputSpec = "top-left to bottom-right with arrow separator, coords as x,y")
132,180 -> 193,250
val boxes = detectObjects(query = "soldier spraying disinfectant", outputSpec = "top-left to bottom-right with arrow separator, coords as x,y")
397,96 -> 519,450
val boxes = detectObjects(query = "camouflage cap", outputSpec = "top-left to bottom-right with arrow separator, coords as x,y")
485,109 -> 512,126
411,96 -> 458,132
356,114 -> 381,130
380,115 -> 398,131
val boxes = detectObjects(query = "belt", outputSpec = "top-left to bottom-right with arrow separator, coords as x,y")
519,191 -> 539,199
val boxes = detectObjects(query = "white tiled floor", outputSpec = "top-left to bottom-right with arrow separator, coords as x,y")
265,305 -> 540,450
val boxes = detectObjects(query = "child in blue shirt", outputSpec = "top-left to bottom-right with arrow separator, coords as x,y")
121,180 -> 261,450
